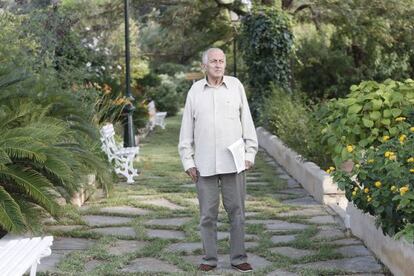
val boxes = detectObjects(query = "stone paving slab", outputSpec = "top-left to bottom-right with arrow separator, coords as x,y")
305,215 -> 336,224
82,215 -> 133,226
293,256 -> 383,273
270,246 -> 315,259
271,235 -> 296,244
99,206 -> 151,216
46,225 -> 84,232
246,219 -> 308,231
85,260 -> 103,272
146,229 -> 186,240
286,179 -> 301,188
108,240 -> 148,255
278,188 -> 310,197
183,253 -> 272,273
144,217 -> 191,226
38,238 -> 96,273
247,181 -> 269,186
277,208 -> 328,218
142,198 -> 186,210
267,269 -> 299,276
330,238 -> 363,246
165,242 -> 203,253
282,196 -> 320,206
120,257 -> 183,273
312,227 -> 346,241
181,183 -> 196,188
334,245 -> 372,257
90,226 -> 137,238
216,231 -> 258,241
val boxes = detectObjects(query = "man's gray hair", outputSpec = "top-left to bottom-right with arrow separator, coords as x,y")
202,48 -> 225,65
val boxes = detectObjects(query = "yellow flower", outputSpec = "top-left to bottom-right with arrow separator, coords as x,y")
395,117 -> 406,122
353,186 -> 359,191
410,168 -> 414,173
367,196 -> 372,202
352,191 -> 357,196
347,145 -> 354,153
375,181 -> 382,188
399,134 -> 407,144
355,164 -> 360,168
329,166 -> 335,171
367,159 -> 375,164
364,187 -> 369,193
389,155 -> 397,161
407,157 -> 414,163
410,127 -> 414,132
326,168 -> 332,174
391,185 -> 397,192
400,186 -> 409,196
384,151 -> 392,157
382,135 -> 390,142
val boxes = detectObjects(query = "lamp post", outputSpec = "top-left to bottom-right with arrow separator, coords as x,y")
230,11 -> 239,77
123,0 -> 135,147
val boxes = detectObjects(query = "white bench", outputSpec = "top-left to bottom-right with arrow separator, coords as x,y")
147,101 -> 167,131
100,124 -> 139,183
154,111 -> 167,130
0,236 -> 53,276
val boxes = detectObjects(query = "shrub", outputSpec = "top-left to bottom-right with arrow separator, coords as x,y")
147,74 -> 180,116
333,118 -> 414,237
263,84 -> 331,168
319,79 -> 414,167
240,7 -> 293,120
321,79 -> 414,238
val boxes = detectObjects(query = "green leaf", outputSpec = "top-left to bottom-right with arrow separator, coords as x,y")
371,99 -> 383,111
383,109 -> 392,118
369,111 -> 381,120
362,118 -> 374,128
348,104 -> 362,114
0,186 -> 26,232
381,118 -> 391,126
391,108 -> 402,117
389,127 -> 397,136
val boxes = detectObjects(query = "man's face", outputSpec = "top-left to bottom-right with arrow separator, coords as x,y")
204,50 -> 226,79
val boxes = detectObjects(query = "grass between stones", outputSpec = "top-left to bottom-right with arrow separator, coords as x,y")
37,115 -> 386,276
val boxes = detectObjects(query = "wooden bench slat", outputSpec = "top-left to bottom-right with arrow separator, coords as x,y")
1,237 -> 44,275
0,238 -> 34,272
0,236 -> 53,276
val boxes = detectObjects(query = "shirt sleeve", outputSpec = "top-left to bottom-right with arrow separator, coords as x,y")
239,81 -> 258,164
178,89 -> 196,171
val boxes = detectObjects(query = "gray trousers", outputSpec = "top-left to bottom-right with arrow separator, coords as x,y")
196,172 -> 247,266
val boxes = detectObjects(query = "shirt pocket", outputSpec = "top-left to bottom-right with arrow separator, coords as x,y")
224,98 -> 240,119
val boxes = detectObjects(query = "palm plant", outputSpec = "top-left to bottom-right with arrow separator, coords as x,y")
0,69 -> 112,233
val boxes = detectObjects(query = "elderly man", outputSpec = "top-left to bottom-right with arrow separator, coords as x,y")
178,48 -> 258,272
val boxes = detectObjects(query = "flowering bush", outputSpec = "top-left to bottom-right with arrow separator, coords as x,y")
333,122 -> 414,237
321,79 -> 414,239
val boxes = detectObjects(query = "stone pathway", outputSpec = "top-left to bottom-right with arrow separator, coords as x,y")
38,116 -> 387,275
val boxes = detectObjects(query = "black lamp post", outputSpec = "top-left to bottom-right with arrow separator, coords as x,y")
123,0 -> 135,147
230,11 -> 239,78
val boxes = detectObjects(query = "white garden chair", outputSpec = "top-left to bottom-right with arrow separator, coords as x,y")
154,111 -> 167,129
100,124 -> 139,183
0,236 -> 53,276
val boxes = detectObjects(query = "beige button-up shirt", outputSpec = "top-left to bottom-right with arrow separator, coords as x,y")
178,76 -> 258,177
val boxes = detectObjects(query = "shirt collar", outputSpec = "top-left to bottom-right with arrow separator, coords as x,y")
203,76 -> 229,90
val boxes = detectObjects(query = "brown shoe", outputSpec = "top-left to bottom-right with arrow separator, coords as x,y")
198,264 -> 217,272
231,263 -> 253,273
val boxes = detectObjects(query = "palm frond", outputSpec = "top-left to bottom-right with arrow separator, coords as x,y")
0,185 -> 25,233
0,166 -> 60,215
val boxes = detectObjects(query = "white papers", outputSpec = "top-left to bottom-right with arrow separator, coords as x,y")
227,138 -> 245,173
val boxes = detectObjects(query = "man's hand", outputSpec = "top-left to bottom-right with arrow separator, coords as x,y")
186,167 -> 198,183
245,160 -> 253,171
